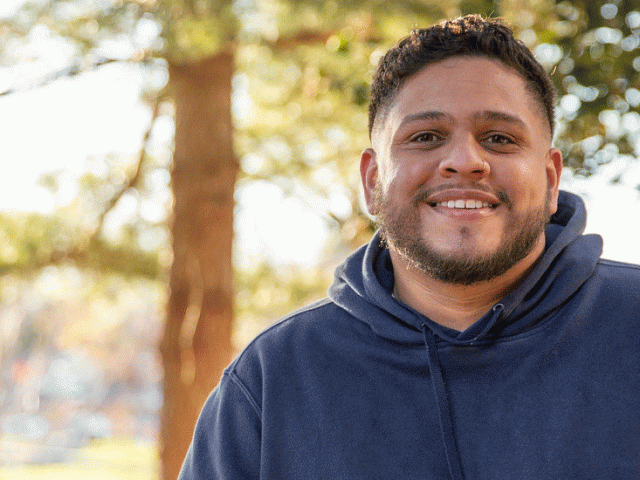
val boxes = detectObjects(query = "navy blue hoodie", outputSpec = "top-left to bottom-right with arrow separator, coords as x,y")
179,191 -> 640,479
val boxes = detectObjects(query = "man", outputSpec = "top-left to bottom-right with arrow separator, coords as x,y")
180,15 -> 640,479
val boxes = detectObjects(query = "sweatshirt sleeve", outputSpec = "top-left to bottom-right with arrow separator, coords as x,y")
178,370 -> 262,479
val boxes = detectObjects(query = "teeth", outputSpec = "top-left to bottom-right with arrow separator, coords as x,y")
438,200 -> 489,209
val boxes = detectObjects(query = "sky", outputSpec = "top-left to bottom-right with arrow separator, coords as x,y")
0,65 -> 150,211
0,0 -> 24,18
1,32 -> 640,267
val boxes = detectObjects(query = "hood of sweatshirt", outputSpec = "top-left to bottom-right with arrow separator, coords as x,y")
329,190 -> 603,346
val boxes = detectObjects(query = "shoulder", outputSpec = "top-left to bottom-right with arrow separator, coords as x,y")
236,296 -> 360,361
223,296 -> 360,400
587,258 -> 640,302
595,258 -> 640,283
242,297 -> 346,350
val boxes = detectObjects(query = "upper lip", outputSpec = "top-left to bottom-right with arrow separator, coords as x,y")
424,188 -> 500,206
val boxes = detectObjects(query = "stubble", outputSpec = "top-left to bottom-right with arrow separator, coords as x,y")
374,181 -> 551,285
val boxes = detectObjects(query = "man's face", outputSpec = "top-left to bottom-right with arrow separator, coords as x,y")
361,56 -> 563,285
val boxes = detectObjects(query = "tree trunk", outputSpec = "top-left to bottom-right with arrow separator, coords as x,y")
160,51 -> 237,480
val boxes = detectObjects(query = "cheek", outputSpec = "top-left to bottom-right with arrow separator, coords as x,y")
386,157 -> 434,194
500,162 -> 550,204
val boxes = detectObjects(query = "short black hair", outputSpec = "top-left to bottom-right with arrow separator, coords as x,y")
368,15 -> 556,138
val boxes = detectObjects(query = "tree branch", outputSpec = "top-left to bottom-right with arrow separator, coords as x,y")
266,27 -> 382,51
0,239 -> 161,279
87,95 -> 163,244
0,54 -> 155,97
268,30 -> 335,50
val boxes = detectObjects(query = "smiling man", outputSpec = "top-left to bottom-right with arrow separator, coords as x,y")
179,15 -> 640,480
362,54 -> 563,331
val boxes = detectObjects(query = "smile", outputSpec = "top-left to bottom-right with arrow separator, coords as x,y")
423,188 -> 501,210
436,200 -> 491,209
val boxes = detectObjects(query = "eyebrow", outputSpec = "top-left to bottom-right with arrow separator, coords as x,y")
397,111 -> 449,129
472,110 -> 527,129
397,110 -> 527,130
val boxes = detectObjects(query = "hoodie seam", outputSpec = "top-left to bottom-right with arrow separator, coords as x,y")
234,297 -> 334,359
598,258 -> 640,271
227,369 -> 262,417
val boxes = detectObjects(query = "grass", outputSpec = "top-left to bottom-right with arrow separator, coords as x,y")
0,437 -> 160,480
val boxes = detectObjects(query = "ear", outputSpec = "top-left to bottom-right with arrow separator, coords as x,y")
360,148 -> 379,215
546,148 -> 563,215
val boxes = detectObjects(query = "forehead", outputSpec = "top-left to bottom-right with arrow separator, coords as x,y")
374,56 -> 549,141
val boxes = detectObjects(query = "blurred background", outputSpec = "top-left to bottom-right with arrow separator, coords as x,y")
1,0 -> 639,478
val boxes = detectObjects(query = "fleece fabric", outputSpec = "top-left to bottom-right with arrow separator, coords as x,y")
178,190 -> 640,479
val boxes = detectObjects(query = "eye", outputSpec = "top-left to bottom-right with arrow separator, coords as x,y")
482,132 -> 518,151
484,133 -> 513,145
409,131 -> 442,144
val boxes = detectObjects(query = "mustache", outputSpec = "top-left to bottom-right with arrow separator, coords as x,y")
412,183 -> 512,209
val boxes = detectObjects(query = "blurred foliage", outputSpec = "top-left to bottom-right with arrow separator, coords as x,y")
233,262 -> 334,348
502,0 -> 640,174
1,0 -> 639,329
0,265 -> 164,354
553,1 -> 640,174
0,211 -> 163,278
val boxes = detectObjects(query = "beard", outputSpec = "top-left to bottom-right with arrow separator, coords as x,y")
374,182 -> 552,285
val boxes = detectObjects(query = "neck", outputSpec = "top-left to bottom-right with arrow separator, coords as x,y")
390,237 -> 545,332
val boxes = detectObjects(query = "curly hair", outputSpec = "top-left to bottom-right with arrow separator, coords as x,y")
368,15 -> 556,138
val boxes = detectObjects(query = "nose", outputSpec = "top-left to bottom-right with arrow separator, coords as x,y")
438,135 -> 489,179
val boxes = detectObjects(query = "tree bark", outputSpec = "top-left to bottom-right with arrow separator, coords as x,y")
160,51 -> 237,480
